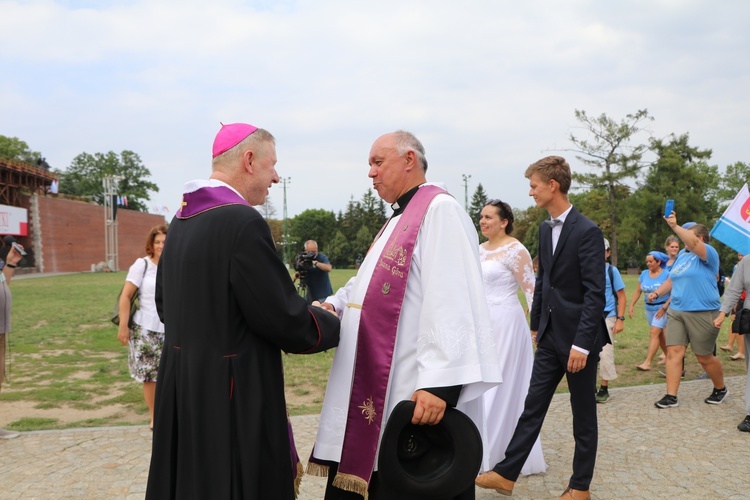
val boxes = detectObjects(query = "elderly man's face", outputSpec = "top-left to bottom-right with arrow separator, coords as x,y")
246,142 -> 279,206
368,134 -> 409,204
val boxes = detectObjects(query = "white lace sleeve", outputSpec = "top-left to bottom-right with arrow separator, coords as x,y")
512,244 -> 535,310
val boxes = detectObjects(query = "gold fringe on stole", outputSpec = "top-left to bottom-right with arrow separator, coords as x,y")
293,461 -> 304,498
305,461 -> 330,477
331,472 -> 369,500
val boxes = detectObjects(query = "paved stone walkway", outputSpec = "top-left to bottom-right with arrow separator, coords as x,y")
1,376 -> 748,499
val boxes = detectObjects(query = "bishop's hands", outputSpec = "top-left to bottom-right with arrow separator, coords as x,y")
311,301 -> 338,317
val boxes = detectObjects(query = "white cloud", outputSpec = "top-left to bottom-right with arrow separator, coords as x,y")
1,0 -> 748,219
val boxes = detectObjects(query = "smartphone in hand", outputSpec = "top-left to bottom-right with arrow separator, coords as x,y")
11,242 -> 27,256
664,199 -> 674,218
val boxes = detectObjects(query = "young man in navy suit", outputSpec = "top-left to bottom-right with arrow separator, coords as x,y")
476,156 -> 606,500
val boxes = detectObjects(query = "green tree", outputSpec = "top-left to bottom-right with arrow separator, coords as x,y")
289,209 -> 337,254
568,109 -> 653,266
353,226 -> 373,261
359,188 -> 388,231
718,161 -> 750,205
0,135 -> 42,164
326,230 -> 350,267
622,133 -> 718,266
337,190 -> 388,260
59,150 -> 158,212
266,218 -> 283,257
468,183 -> 490,239
514,205 -> 548,259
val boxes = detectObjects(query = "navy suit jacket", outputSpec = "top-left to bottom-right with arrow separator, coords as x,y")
529,206 -> 607,354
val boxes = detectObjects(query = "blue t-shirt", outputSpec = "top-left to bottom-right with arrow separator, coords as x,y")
604,264 -> 625,317
669,245 -> 721,311
305,252 -> 333,302
639,269 -> 670,311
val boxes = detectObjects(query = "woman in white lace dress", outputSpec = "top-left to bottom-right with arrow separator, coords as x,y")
474,199 -> 547,475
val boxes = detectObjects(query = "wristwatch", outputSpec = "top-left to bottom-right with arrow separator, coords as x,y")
617,316 -> 625,321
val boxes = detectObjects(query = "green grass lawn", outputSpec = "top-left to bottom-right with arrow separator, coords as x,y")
1,271 -> 745,431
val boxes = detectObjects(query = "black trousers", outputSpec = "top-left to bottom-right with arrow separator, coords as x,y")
323,461 -> 475,500
494,327 -> 599,491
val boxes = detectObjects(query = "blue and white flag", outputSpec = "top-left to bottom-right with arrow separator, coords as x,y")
710,183 -> 750,254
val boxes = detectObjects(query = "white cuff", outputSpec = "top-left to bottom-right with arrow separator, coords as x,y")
572,345 -> 590,356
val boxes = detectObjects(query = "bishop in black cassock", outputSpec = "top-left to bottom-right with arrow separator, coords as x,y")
145,123 -> 340,499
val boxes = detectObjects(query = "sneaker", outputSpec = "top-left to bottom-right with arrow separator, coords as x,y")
655,394 -> 679,408
738,415 -> 750,432
694,371 -> 710,380
704,387 -> 728,405
595,388 -> 609,403
0,428 -> 20,439
658,369 -> 685,378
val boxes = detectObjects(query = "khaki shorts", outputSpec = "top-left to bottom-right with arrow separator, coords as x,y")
665,309 -> 720,356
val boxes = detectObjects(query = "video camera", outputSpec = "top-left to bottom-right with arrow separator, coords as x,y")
293,250 -> 316,273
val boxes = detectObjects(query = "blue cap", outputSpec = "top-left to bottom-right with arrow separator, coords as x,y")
648,251 -> 669,268
682,222 -> 697,229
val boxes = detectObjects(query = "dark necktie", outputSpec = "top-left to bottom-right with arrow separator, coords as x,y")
545,218 -> 562,228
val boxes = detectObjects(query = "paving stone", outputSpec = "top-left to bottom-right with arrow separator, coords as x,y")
0,376 -> 746,499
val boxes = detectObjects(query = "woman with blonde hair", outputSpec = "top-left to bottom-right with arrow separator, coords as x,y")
117,224 -> 167,429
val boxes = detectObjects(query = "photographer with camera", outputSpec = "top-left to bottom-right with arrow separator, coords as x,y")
295,240 -> 333,303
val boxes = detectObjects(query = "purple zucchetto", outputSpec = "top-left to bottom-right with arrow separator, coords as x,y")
212,123 -> 258,158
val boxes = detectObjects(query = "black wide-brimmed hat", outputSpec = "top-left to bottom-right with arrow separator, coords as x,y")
377,400 -> 483,497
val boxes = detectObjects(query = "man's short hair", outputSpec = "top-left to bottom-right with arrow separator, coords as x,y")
525,156 -> 571,194
212,128 -> 275,168
393,130 -> 428,172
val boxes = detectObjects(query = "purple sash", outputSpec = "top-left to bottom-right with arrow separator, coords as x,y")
176,185 -> 250,219
329,185 -> 446,497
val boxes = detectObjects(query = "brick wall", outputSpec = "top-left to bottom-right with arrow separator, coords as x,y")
27,195 -> 166,273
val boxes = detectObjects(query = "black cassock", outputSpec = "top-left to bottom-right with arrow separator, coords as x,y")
146,201 -> 340,499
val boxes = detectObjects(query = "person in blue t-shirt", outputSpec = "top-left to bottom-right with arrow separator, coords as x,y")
301,240 -> 333,303
595,238 -> 626,404
629,251 -> 670,371
648,218 -> 727,409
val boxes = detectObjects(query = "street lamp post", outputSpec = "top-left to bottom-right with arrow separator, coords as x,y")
462,173 -> 472,210
103,175 -> 123,271
281,177 -> 291,267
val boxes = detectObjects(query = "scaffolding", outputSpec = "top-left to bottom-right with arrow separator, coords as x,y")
103,176 -> 122,271
0,154 -> 58,206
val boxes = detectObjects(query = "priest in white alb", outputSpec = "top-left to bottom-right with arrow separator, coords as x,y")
308,130 -> 502,500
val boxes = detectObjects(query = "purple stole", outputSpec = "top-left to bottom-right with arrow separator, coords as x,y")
177,184 -> 304,491
316,185 -> 446,497
176,184 -> 251,218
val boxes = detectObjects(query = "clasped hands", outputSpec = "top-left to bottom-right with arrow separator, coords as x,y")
311,300 -> 338,317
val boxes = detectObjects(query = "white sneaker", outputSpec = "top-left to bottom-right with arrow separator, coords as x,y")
0,428 -> 20,439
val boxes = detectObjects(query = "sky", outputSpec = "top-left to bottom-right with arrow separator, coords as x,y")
1,0 -> 748,219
